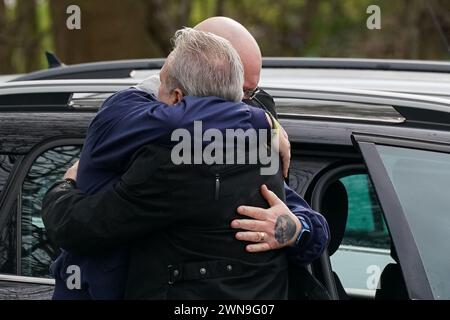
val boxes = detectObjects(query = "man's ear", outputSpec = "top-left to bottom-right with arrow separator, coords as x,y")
172,88 -> 184,104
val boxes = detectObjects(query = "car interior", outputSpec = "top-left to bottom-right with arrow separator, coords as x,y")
313,170 -> 409,300
319,179 -> 349,300
375,243 -> 408,300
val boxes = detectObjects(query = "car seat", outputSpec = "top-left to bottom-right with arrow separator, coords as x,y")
375,240 -> 408,299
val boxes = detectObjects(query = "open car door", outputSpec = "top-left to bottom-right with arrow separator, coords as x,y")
352,133 -> 450,300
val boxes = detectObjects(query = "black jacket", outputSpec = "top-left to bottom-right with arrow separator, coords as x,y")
42,144 -> 289,299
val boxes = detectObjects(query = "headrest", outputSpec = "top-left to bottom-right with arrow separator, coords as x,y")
320,180 -> 348,256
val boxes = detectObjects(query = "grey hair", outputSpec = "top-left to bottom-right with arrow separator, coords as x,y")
166,27 -> 244,102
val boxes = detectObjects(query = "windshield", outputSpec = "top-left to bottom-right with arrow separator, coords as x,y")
376,145 -> 450,299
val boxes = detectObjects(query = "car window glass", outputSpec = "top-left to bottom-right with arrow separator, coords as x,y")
21,146 -> 81,278
340,174 -> 389,249
376,145 -> 450,300
326,173 -> 393,292
0,154 -> 19,199
0,200 -> 18,275
0,154 -> 20,275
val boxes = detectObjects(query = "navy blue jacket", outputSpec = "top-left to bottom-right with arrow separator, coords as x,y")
50,88 -> 329,299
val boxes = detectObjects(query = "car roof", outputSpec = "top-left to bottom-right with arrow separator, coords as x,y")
0,74 -> 21,82
4,78 -> 450,104
9,57 -> 450,99
10,57 -> 450,81
260,68 -> 450,99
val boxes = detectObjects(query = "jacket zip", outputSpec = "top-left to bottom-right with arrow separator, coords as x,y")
215,174 -> 220,200
213,164 -> 260,201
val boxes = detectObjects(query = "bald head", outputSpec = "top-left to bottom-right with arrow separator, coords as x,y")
194,17 -> 262,91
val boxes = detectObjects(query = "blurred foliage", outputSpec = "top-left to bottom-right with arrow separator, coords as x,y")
0,0 -> 449,74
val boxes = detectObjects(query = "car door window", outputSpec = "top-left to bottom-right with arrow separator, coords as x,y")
0,154 -> 20,275
0,200 -> 18,275
0,154 -> 20,198
376,145 -> 450,299
322,173 -> 394,292
21,146 -> 81,278
340,174 -> 389,249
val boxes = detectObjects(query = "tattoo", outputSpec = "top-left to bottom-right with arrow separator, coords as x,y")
274,214 -> 297,245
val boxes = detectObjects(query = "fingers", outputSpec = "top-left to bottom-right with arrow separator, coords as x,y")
64,166 -> 77,180
236,205 -> 267,220
235,231 -> 267,243
279,144 -> 289,178
282,150 -> 290,178
265,113 -> 273,128
260,184 -> 283,207
280,128 -> 290,178
231,219 -> 267,232
246,243 -> 271,253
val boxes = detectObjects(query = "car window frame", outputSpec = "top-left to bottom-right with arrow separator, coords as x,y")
352,132 -> 450,300
331,169 -> 389,250
311,163 -> 382,300
0,155 -> 24,231
0,136 -> 84,281
286,148 -> 352,300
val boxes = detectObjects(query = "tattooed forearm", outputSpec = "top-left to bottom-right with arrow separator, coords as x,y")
274,214 -> 297,244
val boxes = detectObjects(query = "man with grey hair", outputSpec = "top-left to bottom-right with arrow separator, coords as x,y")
162,28 -> 245,102
138,18 -> 328,262
43,27 -> 294,299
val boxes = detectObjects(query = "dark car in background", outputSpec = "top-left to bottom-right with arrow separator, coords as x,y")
0,62 -> 449,299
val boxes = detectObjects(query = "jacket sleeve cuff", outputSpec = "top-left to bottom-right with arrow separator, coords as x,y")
288,211 -> 330,265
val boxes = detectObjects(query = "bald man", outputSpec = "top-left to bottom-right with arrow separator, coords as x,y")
195,17 -> 263,101
196,17 -> 329,260
138,17 -> 276,118
196,17 -> 277,118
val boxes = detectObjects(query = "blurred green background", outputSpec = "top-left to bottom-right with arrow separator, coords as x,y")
0,0 -> 449,75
